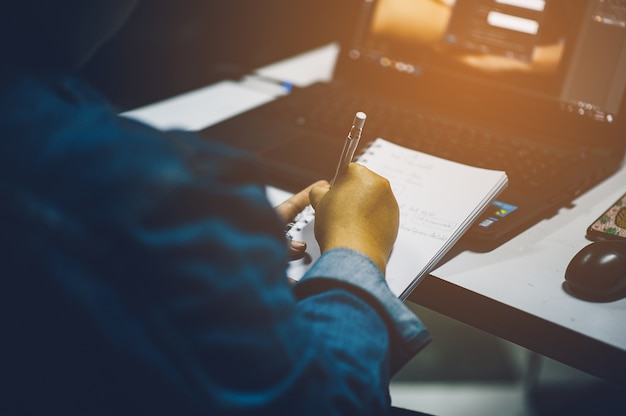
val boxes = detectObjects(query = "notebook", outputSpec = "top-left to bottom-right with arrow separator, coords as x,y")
200,0 -> 626,249
286,137 -> 508,299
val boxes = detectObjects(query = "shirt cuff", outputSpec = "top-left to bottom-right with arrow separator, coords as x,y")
293,248 -> 431,373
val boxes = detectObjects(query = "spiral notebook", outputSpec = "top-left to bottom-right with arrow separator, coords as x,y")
287,138 -> 508,300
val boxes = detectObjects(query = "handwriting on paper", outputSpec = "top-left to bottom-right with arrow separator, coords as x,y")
373,150 -> 456,241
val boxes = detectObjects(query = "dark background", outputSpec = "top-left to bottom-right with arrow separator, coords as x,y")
80,0 -> 359,111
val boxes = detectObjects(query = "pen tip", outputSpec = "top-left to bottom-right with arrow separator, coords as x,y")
354,111 -> 367,129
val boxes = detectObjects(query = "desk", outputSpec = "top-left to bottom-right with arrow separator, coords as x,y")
124,43 -> 626,384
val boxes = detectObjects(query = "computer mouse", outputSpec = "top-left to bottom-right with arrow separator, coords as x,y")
564,240 -> 626,302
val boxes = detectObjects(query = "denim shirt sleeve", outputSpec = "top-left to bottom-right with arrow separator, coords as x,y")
295,248 -> 431,374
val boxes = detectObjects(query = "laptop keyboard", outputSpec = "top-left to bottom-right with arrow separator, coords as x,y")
256,83 -> 588,192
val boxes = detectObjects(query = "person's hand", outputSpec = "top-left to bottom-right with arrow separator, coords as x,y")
275,180 -> 329,260
309,163 -> 399,273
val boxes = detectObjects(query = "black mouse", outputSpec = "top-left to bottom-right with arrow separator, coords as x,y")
564,240 -> 626,302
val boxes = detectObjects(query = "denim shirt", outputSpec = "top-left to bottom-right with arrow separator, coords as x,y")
1,72 -> 430,415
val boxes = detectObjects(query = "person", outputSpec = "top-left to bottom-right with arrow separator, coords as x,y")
1,1 -> 431,415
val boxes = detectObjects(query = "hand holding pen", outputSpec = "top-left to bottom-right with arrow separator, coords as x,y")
285,112 -> 367,239
309,154 -> 399,274
282,110 -> 399,273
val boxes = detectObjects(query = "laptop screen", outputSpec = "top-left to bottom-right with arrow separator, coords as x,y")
342,0 -> 626,145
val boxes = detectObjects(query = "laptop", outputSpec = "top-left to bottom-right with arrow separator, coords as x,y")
200,0 -> 626,249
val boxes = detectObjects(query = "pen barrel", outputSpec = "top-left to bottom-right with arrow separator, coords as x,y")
331,127 -> 362,186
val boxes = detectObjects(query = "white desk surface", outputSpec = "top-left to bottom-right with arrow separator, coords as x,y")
123,43 -> 626,381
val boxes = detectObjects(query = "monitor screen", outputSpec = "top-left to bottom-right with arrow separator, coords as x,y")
354,0 -> 626,125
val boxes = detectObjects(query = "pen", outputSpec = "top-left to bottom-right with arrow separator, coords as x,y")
330,111 -> 367,186
285,111 -> 367,239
